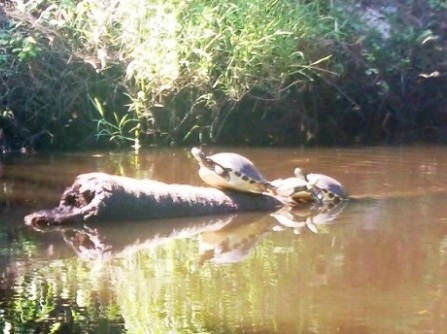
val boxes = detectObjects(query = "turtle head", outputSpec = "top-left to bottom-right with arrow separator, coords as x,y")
294,168 -> 309,182
191,147 -> 204,159
294,167 -> 320,193
191,147 -> 208,166
191,147 -> 231,181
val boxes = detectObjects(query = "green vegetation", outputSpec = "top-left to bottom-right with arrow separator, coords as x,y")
0,0 -> 447,150
0,258 -> 124,333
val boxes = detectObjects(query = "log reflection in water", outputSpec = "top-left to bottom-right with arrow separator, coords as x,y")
30,202 -> 348,263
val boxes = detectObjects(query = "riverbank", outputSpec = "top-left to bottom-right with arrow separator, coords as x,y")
0,0 -> 446,152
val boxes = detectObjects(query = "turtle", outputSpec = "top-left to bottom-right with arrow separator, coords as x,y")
190,147 -> 276,194
272,171 -> 312,203
273,168 -> 348,204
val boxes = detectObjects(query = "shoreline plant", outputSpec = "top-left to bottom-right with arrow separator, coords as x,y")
0,0 -> 446,150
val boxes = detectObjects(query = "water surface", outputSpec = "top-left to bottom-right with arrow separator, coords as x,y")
1,146 -> 447,333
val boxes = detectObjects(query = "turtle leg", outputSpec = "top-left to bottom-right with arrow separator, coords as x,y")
211,161 -> 232,182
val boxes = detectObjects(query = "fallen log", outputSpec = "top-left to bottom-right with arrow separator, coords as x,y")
24,172 -> 286,227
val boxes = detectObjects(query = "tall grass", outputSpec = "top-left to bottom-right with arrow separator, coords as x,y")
4,0 -> 333,147
5,0 -> 445,148
73,0 -> 334,142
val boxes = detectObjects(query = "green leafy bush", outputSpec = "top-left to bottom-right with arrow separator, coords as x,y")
1,0 -> 447,149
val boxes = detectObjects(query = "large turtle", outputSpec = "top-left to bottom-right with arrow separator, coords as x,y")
273,168 -> 348,204
191,147 -> 276,194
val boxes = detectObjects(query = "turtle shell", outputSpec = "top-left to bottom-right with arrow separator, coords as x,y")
191,147 -> 274,194
305,172 -> 348,203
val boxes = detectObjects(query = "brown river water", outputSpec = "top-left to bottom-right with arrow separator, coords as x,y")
1,146 -> 447,333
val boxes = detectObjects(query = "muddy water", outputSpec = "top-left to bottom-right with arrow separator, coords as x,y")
1,146 -> 447,333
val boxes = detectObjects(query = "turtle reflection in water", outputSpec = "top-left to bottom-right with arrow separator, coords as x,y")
273,168 -> 348,205
271,200 -> 348,234
191,147 -> 276,194
197,215 -> 275,266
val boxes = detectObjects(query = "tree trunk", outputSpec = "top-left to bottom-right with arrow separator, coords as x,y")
24,172 -> 286,227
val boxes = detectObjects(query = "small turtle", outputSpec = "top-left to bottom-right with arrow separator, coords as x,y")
272,171 -> 312,203
191,147 -> 275,194
273,168 -> 348,204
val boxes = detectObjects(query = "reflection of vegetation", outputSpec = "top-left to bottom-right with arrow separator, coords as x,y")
0,259 -> 124,333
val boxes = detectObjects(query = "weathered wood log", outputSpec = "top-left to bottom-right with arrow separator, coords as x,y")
24,172 -> 287,227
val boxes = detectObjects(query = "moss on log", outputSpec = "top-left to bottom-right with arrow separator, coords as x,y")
24,172 -> 286,227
